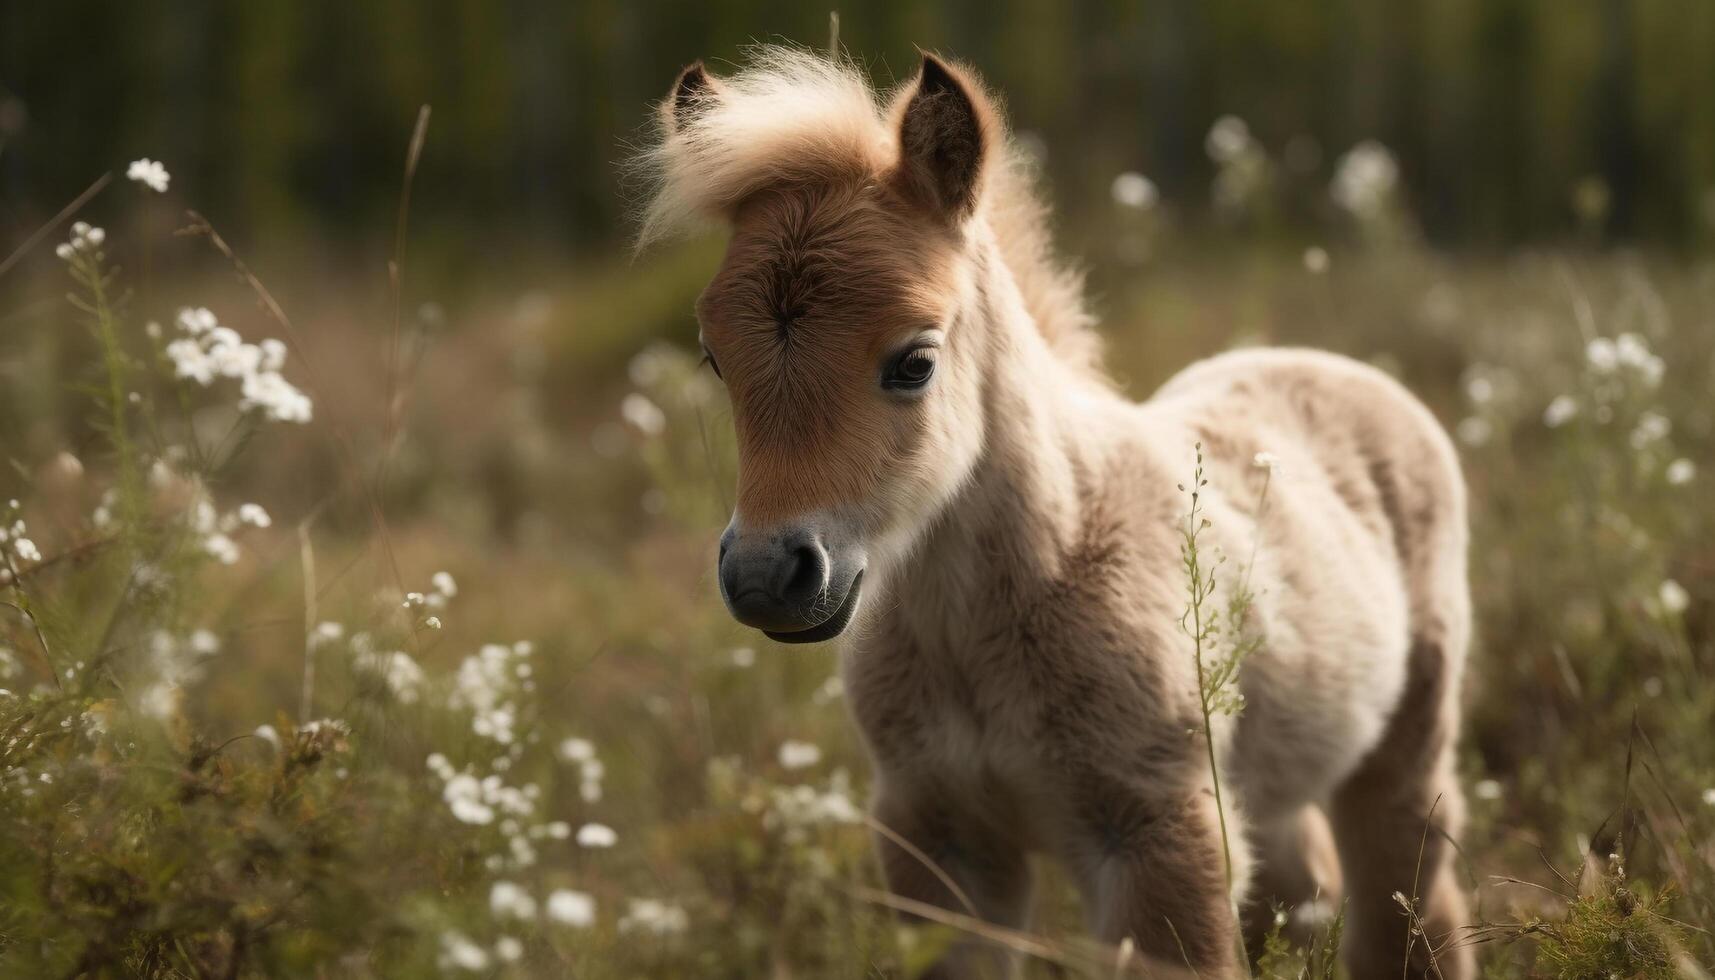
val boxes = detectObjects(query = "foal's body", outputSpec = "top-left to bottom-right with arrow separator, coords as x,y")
850,335 -> 1469,976
641,46 -> 1471,978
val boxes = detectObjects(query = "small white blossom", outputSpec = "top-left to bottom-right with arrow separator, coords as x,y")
1630,412 -> 1671,450
730,646 -> 756,668
546,889 -> 596,927
1302,246 -> 1329,274
558,737 -> 594,762
11,538 -> 41,563
1205,116 -> 1254,165
1702,788 -> 1715,807
1666,458 -> 1695,486
431,570 -> 458,597
1659,580 -> 1690,616
1111,171 -> 1158,210
236,503 -> 271,528
1473,779 -> 1502,801
577,822 -> 618,848
621,393 -> 666,435
619,898 -> 689,936
490,880 -> 538,920
1543,395 -> 1578,428
778,740 -> 822,770
126,158 -> 171,192
494,936 -> 523,963
253,724 -> 281,749
1252,451 -> 1284,475
438,932 -> 490,972
1331,141 -> 1400,217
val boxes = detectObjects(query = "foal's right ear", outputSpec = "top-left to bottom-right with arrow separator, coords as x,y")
664,60 -> 721,134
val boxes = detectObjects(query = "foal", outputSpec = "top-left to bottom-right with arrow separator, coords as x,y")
638,47 -> 1473,979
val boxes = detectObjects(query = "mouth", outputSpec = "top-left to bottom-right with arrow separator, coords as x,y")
764,571 -> 864,645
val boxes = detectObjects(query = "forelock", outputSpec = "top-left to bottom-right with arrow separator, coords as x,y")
631,46 -> 893,250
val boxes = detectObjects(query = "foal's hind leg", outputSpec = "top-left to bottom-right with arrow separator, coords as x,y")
1327,634 -> 1473,980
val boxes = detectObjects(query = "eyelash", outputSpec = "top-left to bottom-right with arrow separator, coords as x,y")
700,351 -> 722,380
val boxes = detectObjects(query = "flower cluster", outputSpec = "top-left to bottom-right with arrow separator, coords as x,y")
557,736 -> 605,802
53,222 -> 105,261
350,631 -> 425,704
0,501 -> 42,578
162,307 -> 311,423
449,642 -> 536,745
126,157 -> 171,193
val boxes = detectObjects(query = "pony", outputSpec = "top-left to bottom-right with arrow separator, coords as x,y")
635,46 -> 1473,979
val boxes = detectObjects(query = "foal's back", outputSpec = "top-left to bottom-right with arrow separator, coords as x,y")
1145,346 -> 1474,977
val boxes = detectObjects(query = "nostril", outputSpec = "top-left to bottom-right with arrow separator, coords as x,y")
779,541 -> 829,604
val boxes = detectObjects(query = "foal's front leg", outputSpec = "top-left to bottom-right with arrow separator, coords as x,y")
872,784 -> 1034,979
1064,781 -> 1246,978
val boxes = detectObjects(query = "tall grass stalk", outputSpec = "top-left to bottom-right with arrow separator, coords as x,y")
1177,442 -> 1262,972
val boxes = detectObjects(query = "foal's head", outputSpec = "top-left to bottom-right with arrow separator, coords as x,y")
642,50 -> 1006,642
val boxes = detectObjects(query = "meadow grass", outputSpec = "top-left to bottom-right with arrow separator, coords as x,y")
0,157 -> 1712,979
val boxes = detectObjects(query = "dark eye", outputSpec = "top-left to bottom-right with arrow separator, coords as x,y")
701,348 -> 723,380
882,346 -> 937,391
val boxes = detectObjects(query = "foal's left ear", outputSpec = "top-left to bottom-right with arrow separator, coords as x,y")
892,54 -> 995,222
664,60 -> 721,134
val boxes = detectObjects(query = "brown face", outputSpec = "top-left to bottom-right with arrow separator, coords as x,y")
700,182 -> 982,642
663,52 -> 999,643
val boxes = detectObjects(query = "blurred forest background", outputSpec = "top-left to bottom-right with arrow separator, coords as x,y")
1,3 -> 1712,977
6,0 -> 1715,256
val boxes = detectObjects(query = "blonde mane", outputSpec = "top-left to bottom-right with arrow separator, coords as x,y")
633,45 -> 1101,372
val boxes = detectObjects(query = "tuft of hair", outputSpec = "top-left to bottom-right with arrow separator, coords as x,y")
632,47 -> 889,251
631,44 -> 1102,374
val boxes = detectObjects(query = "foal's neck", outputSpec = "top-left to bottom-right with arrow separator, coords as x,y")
894,228 -> 1103,622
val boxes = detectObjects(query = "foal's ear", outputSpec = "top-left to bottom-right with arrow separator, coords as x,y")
664,60 -> 721,134
892,54 -> 994,222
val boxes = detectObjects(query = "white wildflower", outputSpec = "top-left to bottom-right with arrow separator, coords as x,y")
619,898 -> 689,936
437,932 -> 490,971
1586,337 -> 1618,372
558,737 -> 594,762
1659,580 -> 1690,616
494,936 -> 523,963
431,570 -> 458,597
1110,171 -> 1159,210
1302,246 -> 1329,274
422,616 -> 442,631
778,740 -> 822,770
12,538 -> 41,563
355,650 -> 424,703
1543,395 -> 1578,428
126,158 -> 171,193
1629,412 -> 1670,450
1205,116 -> 1253,165
312,621 -> 344,646
490,880 -> 538,920
188,629 -> 220,655
236,503 -> 271,528
1331,141 -> 1399,216
253,724 -> 281,749
730,646 -> 756,668
1252,451 -> 1284,475
576,822 -> 618,848
1702,788 -> 1715,807
621,393 -> 666,435
1473,779 -> 1502,801
1665,458 -> 1695,486
546,889 -> 596,927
